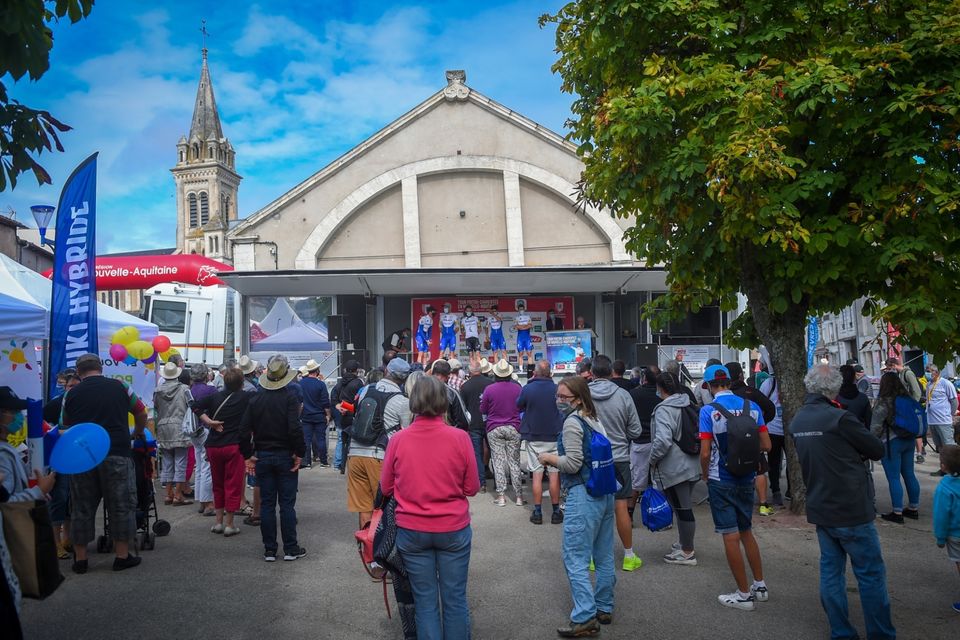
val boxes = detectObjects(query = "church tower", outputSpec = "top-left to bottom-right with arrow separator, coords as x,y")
171,47 -> 240,260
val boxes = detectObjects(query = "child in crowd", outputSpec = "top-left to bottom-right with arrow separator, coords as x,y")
933,444 -> 960,613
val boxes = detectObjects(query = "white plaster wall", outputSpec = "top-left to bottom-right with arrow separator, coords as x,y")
518,179 -> 611,265
318,186 -> 405,268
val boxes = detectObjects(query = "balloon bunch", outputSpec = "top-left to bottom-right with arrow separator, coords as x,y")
108,326 -> 177,365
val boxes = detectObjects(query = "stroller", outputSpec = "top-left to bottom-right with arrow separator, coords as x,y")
96,430 -> 171,553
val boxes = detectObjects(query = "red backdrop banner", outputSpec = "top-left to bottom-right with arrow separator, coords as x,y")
410,296 -> 574,363
44,254 -> 232,289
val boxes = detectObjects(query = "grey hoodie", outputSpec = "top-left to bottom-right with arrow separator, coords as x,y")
588,378 -> 643,462
649,392 -> 701,489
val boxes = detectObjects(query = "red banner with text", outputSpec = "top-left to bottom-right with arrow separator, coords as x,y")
44,254 -> 232,290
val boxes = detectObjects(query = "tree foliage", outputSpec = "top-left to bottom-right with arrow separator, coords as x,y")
543,0 -> 960,511
0,0 -> 94,191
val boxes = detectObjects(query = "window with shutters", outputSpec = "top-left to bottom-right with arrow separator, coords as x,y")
200,192 -> 209,225
188,193 -> 198,227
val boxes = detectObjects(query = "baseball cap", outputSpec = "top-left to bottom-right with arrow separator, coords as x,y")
853,364 -> 864,373
0,386 -> 28,411
703,364 -> 731,384
386,357 -> 411,378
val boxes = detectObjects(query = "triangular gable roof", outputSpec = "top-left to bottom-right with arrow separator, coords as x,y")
231,76 -> 579,236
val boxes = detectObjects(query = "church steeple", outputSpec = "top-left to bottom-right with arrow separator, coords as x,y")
172,42 -> 241,259
189,49 -> 224,143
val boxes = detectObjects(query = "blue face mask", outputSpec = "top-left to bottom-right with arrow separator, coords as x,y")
926,372 -> 935,381
7,411 -> 25,434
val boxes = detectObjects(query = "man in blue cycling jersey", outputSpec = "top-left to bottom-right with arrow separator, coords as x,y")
487,304 -> 507,363
415,306 -> 436,366
438,303 -> 459,359
514,301 -> 533,373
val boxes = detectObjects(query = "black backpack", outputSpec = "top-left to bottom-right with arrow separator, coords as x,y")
709,397 -> 761,476
347,387 -> 401,447
674,404 -> 701,455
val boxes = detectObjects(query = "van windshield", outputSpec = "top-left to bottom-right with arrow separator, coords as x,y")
151,300 -> 187,333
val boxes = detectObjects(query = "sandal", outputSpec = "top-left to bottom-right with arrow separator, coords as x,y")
243,515 -> 261,526
171,498 -> 194,506
201,509 -> 216,517
234,504 -> 253,516
164,497 -> 174,506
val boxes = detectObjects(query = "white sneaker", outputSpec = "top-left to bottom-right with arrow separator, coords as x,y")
718,592 -> 756,611
493,494 -> 507,507
210,523 -> 224,534
750,584 -> 769,602
663,549 -> 697,566
515,495 -> 525,507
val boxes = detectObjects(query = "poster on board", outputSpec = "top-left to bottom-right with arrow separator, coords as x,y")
410,296 -> 574,364
101,356 -> 159,410
545,330 -> 593,374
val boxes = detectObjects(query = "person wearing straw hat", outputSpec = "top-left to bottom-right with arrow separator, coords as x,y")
480,359 -> 525,506
300,359 -> 332,469
238,355 -> 260,392
239,355 -> 307,562
154,360 -> 196,507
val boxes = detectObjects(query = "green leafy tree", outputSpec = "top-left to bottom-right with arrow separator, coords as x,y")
543,0 -> 960,512
0,0 -> 95,191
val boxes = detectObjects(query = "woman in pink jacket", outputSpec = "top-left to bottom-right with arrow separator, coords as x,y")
381,375 -> 479,640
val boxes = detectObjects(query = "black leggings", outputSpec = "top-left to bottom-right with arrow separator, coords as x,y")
768,434 -> 788,494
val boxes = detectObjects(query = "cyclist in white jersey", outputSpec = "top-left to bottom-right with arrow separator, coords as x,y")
438,303 -> 459,359
461,304 -> 482,366
487,304 -> 507,363
415,306 -> 436,365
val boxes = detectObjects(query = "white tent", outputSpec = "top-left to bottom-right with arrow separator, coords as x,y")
0,253 -> 159,403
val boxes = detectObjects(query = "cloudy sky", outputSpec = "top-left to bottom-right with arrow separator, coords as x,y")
4,0 -> 571,253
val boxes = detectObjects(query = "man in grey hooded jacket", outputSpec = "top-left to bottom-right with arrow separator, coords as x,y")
589,355 -> 644,571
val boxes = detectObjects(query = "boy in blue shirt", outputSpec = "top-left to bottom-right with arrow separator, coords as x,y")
933,444 -> 960,613
699,364 -> 771,611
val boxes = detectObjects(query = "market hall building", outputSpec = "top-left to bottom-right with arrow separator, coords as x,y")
216,70 -> 731,373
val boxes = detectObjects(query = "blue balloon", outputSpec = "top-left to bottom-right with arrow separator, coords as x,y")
123,355 -> 138,365
129,426 -> 156,446
49,422 -> 110,474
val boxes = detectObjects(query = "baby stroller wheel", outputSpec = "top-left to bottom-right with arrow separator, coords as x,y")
96,535 -> 113,553
153,519 -> 171,537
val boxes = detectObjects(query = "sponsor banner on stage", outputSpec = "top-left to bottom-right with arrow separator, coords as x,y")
545,330 -> 593,374
411,296 -> 574,364
664,345 -> 714,377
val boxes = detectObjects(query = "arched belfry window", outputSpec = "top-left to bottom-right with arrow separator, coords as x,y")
200,192 -> 209,225
188,193 -> 198,227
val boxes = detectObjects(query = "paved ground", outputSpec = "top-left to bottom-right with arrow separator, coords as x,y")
21,453 -> 957,640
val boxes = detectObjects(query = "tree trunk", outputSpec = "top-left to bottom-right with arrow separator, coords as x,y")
737,246 -> 809,513
752,309 -> 809,514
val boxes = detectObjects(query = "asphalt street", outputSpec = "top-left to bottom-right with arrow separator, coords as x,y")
20,450 -> 957,640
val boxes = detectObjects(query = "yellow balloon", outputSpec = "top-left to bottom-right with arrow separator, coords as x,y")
159,348 -> 173,361
112,326 -> 140,346
126,340 -> 153,360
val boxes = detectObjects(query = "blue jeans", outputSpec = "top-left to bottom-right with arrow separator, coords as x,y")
816,523 -> 896,640
880,436 -> 920,512
255,450 -> 300,555
302,420 -> 327,466
397,525 -> 472,640
562,483 -> 616,623
332,411 -> 344,469
469,430 -> 485,488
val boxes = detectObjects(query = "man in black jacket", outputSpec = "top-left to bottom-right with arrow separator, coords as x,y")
240,355 -> 307,562
460,361 -> 494,492
430,359 -> 470,431
333,360 -> 365,473
628,365 -> 662,518
727,362 -> 778,516
790,364 -> 894,640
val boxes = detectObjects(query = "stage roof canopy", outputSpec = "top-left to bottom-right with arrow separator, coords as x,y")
219,266 -> 667,297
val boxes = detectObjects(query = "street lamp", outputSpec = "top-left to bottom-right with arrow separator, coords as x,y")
30,205 -> 56,248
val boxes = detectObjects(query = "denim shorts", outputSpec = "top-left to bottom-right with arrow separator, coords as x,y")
707,480 -> 755,534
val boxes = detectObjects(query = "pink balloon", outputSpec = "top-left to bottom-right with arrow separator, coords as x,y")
109,343 -> 128,361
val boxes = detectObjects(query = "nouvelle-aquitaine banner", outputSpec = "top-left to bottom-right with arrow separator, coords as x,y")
49,153 -> 99,397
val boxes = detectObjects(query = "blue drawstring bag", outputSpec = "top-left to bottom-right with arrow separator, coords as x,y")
640,486 -> 674,532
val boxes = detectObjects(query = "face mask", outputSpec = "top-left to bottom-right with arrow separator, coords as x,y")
926,372 -> 934,381
548,313 -> 555,318
443,308 -> 451,313
465,311 -> 473,317
7,411 -> 25,434
557,401 -> 575,414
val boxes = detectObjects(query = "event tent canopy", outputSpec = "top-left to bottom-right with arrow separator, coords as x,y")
0,253 -> 157,347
